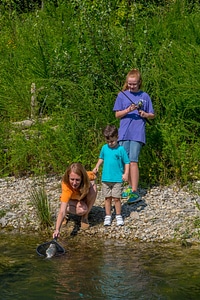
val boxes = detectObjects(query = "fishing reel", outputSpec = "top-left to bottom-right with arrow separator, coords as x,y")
136,100 -> 143,110
130,100 -> 143,111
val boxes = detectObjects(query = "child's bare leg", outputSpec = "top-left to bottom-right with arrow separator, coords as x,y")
105,196 -> 112,215
103,196 -> 112,226
113,197 -> 122,215
130,162 -> 139,191
113,197 -> 124,226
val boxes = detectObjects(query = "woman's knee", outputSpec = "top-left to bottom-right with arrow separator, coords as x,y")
66,200 -> 88,215
76,200 -> 88,215
90,181 -> 97,193
88,183 -> 97,200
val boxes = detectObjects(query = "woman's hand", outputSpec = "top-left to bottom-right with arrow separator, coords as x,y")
53,229 -> 60,239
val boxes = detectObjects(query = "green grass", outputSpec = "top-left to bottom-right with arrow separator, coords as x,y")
0,210 -> 6,218
30,185 -> 53,229
0,0 -> 200,186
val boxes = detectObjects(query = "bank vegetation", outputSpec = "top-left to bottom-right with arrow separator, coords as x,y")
0,0 -> 200,188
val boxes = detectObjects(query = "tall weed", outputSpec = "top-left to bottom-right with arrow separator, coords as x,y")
30,184 -> 53,229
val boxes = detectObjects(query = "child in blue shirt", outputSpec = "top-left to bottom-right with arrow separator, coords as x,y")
93,125 -> 130,226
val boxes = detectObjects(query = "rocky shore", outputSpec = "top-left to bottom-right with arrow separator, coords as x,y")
1,176 -> 200,244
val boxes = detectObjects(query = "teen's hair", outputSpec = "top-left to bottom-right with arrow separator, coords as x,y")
122,68 -> 142,91
103,125 -> 118,139
62,162 -> 90,200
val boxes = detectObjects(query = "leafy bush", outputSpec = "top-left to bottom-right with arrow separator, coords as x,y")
0,0 -> 200,187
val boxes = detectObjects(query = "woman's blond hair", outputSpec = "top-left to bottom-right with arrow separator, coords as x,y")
122,68 -> 142,91
62,162 -> 90,200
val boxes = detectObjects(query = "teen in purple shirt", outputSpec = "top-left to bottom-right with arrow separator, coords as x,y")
113,69 -> 155,204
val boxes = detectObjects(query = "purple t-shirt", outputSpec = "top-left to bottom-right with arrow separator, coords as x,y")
113,90 -> 154,144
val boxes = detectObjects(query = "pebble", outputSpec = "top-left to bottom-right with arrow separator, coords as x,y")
0,176 -> 200,244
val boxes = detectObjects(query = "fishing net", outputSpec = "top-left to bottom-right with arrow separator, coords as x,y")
36,239 -> 65,257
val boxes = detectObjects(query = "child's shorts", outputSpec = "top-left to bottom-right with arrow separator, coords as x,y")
102,182 -> 123,199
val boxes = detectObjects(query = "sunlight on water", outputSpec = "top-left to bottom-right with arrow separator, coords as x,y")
0,233 -> 200,299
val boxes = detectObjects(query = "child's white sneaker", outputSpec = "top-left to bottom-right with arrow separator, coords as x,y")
116,215 -> 124,226
104,215 -> 111,226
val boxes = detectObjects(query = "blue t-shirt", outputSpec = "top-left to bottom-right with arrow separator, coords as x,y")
113,90 -> 154,144
99,144 -> 130,183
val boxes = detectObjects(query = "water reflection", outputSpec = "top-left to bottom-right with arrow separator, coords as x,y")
0,233 -> 200,299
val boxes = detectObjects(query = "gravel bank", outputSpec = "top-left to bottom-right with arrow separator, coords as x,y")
1,176 -> 200,244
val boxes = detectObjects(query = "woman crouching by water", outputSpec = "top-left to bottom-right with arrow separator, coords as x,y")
53,162 -> 97,238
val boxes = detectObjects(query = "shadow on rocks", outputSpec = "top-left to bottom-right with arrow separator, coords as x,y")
122,199 -> 147,218
63,205 -> 105,236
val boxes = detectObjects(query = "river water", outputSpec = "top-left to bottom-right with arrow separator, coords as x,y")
1,232 -> 200,300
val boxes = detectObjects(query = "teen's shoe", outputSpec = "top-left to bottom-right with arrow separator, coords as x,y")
127,192 -> 141,204
104,215 -> 111,226
121,186 -> 132,198
116,215 -> 124,226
